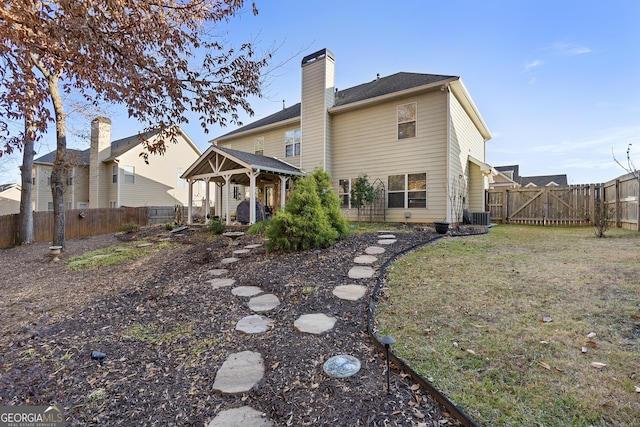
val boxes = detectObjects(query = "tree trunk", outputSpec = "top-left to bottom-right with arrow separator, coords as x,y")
18,103 -> 35,245
49,75 -> 66,249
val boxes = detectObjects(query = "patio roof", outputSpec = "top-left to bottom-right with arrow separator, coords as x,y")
181,145 -> 305,185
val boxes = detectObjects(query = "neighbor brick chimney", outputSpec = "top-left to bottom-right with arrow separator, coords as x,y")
89,117 -> 112,209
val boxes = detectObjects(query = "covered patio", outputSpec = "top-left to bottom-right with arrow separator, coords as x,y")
181,145 -> 305,225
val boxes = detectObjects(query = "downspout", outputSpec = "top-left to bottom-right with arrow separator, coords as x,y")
444,84 -> 451,222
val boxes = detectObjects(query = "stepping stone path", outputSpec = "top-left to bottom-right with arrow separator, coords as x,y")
208,406 -> 273,427
354,254 -> 377,264
247,294 -> 280,312
208,232 -> 399,425
333,284 -> 368,301
348,265 -> 375,279
231,286 -> 263,297
212,351 -> 264,395
294,313 -> 337,334
208,278 -> 235,289
236,314 -> 274,334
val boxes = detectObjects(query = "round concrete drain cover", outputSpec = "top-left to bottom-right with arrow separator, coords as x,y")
323,355 -> 361,378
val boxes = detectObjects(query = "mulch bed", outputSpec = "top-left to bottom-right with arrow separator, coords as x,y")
0,224 -> 483,426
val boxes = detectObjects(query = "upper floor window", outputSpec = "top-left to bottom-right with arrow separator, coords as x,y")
112,165 -> 118,183
255,137 -> 264,156
397,102 -> 416,139
388,172 -> 427,208
66,174 -> 73,186
124,166 -> 135,184
285,129 -> 300,157
176,169 -> 185,189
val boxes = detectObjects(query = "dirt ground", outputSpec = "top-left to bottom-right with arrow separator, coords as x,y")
0,224 -> 476,426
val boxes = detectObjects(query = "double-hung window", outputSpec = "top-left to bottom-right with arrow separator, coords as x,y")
388,173 -> 427,208
112,165 -> 118,183
124,166 -> 135,184
338,178 -> 352,208
255,137 -> 264,156
285,129 -> 300,157
397,102 -> 417,139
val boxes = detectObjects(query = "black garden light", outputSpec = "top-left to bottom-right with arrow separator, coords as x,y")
379,334 -> 396,394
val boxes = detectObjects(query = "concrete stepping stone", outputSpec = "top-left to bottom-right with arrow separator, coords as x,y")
208,278 -> 236,289
235,314 -> 274,334
294,313 -> 337,334
365,246 -> 385,255
378,234 -> 396,239
244,244 -> 263,249
212,351 -> 264,395
208,406 -> 273,427
377,239 -> 397,245
233,249 -> 250,255
207,268 -> 228,276
221,257 -> 239,264
348,266 -> 375,279
247,294 -> 280,312
354,254 -> 377,264
232,286 -> 263,297
136,242 -> 153,248
333,284 -> 367,301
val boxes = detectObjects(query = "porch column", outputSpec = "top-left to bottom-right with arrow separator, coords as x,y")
249,171 -> 257,224
222,175 -> 231,225
187,179 -> 193,224
204,178 -> 211,225
279,176 -> 288,212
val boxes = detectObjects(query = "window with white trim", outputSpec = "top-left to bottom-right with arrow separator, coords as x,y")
47,202 -> 53,211
66,202 -> 72,209
388,173 -> 427,208
109,201 -> 117,208
397,102 -> 416,139
176,170 -> 185,189
255,137 -> 264,156
112,165 -> 118,183
338,178 -> 352,208
124,165 -> 135,184
285,129 -> 300,157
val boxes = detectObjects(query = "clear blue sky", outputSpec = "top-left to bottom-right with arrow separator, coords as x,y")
1,0 -> 638,185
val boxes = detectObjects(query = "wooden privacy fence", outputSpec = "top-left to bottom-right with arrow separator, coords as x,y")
486,173 -> 639,230
0,207 -> 148,249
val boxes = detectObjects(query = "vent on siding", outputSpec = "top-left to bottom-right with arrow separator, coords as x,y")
472,212 -> 491,226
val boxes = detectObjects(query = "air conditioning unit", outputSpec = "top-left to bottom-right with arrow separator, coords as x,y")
471,211 -> 491,225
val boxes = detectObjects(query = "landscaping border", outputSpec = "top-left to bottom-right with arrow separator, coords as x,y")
368,231 -> 487,427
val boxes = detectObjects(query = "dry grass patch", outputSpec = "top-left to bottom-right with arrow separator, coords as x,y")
377,225 -> 640,426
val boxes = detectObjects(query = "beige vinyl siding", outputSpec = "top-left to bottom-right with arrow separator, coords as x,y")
68,165 -> 90,209
32,164 -> 91,211
0,186 -> 21,215
218,122 -> 302,169
300,56 -> 333,173
33,164 -> 52,211
331,90 -> 449,223
115,134 -> 200,207
449,92 -> 487,212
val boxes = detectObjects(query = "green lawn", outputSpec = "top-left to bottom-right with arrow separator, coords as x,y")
376,225 -> 640,426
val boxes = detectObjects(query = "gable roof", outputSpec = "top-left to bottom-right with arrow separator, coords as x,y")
214,72 -> 459,142
34,148 -> 90,166
521,174 -> 568,187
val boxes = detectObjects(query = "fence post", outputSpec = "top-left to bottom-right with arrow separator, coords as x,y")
589,184 -> 595,226
505,188 -> 509,224
614,179 -> 621,228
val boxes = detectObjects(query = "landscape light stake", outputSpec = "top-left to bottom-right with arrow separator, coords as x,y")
379,335 -> 396,394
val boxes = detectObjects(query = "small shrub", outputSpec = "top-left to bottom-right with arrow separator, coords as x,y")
164,222 -> 174,231
593,199 -> 615,238
118,222 -> 140,234
247,219 -> 269,235
207,219 -> 226,234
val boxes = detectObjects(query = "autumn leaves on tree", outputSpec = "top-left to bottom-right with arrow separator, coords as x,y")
0,1 -> 270,247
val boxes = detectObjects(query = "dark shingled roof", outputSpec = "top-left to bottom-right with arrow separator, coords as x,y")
216,72 -> 456,140
521,174 -> 568,187
34,148 -> 90,165
214,145 -> 302,174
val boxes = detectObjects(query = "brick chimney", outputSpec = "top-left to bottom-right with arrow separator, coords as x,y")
89,117 -> 112,208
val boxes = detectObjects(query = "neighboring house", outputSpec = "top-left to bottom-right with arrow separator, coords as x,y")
0,183 -> 21,215
33,118 -> 202,211
183,48 -> 492,224
490,165 -> 568,188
